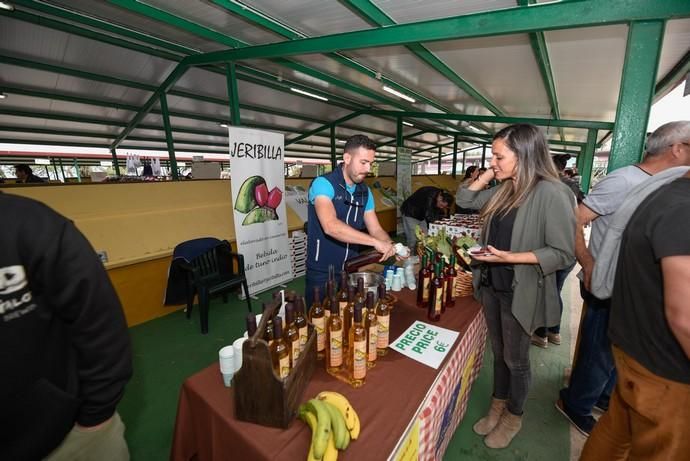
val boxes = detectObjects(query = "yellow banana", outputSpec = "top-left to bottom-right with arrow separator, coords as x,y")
317,391 -> 361,440
298,408 -> 319,461
323,432 -> 338,461
321,401 -> 350,450
304,399 -> 332,459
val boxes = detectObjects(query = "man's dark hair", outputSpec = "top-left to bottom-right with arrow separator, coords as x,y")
344,134 -> 376,154
14,164 -> 33,175
439,190 -> 454,207
552,154 -> 570,172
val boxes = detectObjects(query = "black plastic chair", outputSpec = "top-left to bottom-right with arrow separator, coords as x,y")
179,240 -> 252,334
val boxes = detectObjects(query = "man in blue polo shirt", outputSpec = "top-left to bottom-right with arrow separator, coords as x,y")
305,134 -> 395,306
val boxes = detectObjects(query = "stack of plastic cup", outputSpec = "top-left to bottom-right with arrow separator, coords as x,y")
395,267 -> 406,288
385,269 -> 394,291
404,259 -> 417,290
392,273 -> 403,291
219,345 -> 235,387
233,337 -> 247,373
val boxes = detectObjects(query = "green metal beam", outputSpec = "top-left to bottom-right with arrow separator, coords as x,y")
364,110 -> 614,130
437,146 -> 442,175
160,93 -> 179,180
342,0 -> 504,118
608,21 -> 665,172
285,110 -> 366,145
110,148 -> 121,176
518,0 -> 565,141
186,0 -> 690,65
580,129 -> 598,193
330,125 -> 337,170
210,0 -> 470,133
654,49 -> 690,101
226,63 -> 241,126
452,135 -> 458,178
104,0 -> 455,143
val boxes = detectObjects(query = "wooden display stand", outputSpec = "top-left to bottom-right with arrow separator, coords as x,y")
233,301 -> 316,428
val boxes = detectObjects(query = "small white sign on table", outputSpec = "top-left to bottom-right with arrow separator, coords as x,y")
390,321 -> 460,369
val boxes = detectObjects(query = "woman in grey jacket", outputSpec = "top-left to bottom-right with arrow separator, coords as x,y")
457,124 -> 576,448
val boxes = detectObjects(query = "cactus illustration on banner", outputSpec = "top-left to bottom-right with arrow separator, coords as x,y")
234,175 -> 283,225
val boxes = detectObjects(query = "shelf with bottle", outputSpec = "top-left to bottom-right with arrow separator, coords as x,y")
234,294 -> 317,429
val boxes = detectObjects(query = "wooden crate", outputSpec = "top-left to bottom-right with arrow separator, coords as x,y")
234,300 -> 316,428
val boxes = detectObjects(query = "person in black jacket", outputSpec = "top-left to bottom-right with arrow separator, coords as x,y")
400,186 -> 453,248
14,164 -> 46,183
0,193 -> 132,460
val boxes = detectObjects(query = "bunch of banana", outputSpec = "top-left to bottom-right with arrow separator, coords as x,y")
298,392 -> 361,461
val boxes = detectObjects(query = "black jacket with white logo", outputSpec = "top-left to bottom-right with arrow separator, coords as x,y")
0,193 -> 132,460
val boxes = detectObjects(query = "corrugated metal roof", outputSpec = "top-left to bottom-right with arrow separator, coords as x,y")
0,0 -> 688,163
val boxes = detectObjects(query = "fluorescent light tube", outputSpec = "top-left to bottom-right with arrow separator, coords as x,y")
290,87 -> 328,102
382,85 -> 416,103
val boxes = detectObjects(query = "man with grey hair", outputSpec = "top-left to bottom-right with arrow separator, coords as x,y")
556,120 -> 690,436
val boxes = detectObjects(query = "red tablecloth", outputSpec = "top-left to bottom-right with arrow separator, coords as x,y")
170,289 -> 486,461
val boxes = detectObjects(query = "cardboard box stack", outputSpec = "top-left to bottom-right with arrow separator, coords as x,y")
289,230 -> 307,278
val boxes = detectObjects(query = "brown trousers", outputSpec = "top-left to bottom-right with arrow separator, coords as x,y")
581,346 -> 690,461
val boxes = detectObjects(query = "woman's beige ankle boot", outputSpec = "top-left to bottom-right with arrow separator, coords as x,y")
472,398 -> 507,435
484,410 -> 523,449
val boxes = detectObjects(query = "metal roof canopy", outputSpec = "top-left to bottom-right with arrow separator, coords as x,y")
0,0 -> 689,185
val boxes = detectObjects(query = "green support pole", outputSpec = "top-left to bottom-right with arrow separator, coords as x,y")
226,63 -> 241,126
330,125 -> 337,170
608,21 -> 665,172
51,157 -> 59,181
462,149 -> 467,173
159,93 -> 179,180
452,135 -> 458,178
396,118 -> 403,170
437,146 -> 442,175
580,128 -> 598,193
481,144 -> 487,168
58,157 -> 66,182
73,158 -> 81,183
110,148 -> 121,176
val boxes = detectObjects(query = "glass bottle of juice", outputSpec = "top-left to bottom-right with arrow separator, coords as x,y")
348,302 -> 367,388
325,295 -> 344,373
417,253 -> 431,309
376,284 -> 391,357
285,303 -> 301,368
428,263 -> 443,322
294,296 -> 308,353
323,280 -> 334,322
308,286 -> 326,360
343,285 -> 355,351
262,303 -> 274,346
270,316 -> 290,380
338,272 -> 349,323
365,292 -> 378,369
446,255 -> 457,307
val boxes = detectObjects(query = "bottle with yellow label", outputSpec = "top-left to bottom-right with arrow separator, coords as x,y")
325,295 -> 343,373
348,302 -> 367,388
308,286 -> 326,360
285,303 -> 301,368
376,284 -> 391,356
365,292 -> 378,369
270,316 -> 290,380
294,296 -> 308,353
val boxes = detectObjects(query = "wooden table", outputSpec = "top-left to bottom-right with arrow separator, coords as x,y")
170,289 -> 486,461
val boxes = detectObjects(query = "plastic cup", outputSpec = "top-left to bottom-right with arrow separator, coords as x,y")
233,337 -> 247,372
392,274 -> 403,292
219,345 -> 234,373
221,371 -> 234,387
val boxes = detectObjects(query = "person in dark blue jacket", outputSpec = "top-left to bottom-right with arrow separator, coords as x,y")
305,135 -> 395,306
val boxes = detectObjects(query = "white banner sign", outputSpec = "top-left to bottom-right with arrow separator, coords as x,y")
229,127 -> 292,294
285,185 -> 309,223
390,321 -> 460,369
